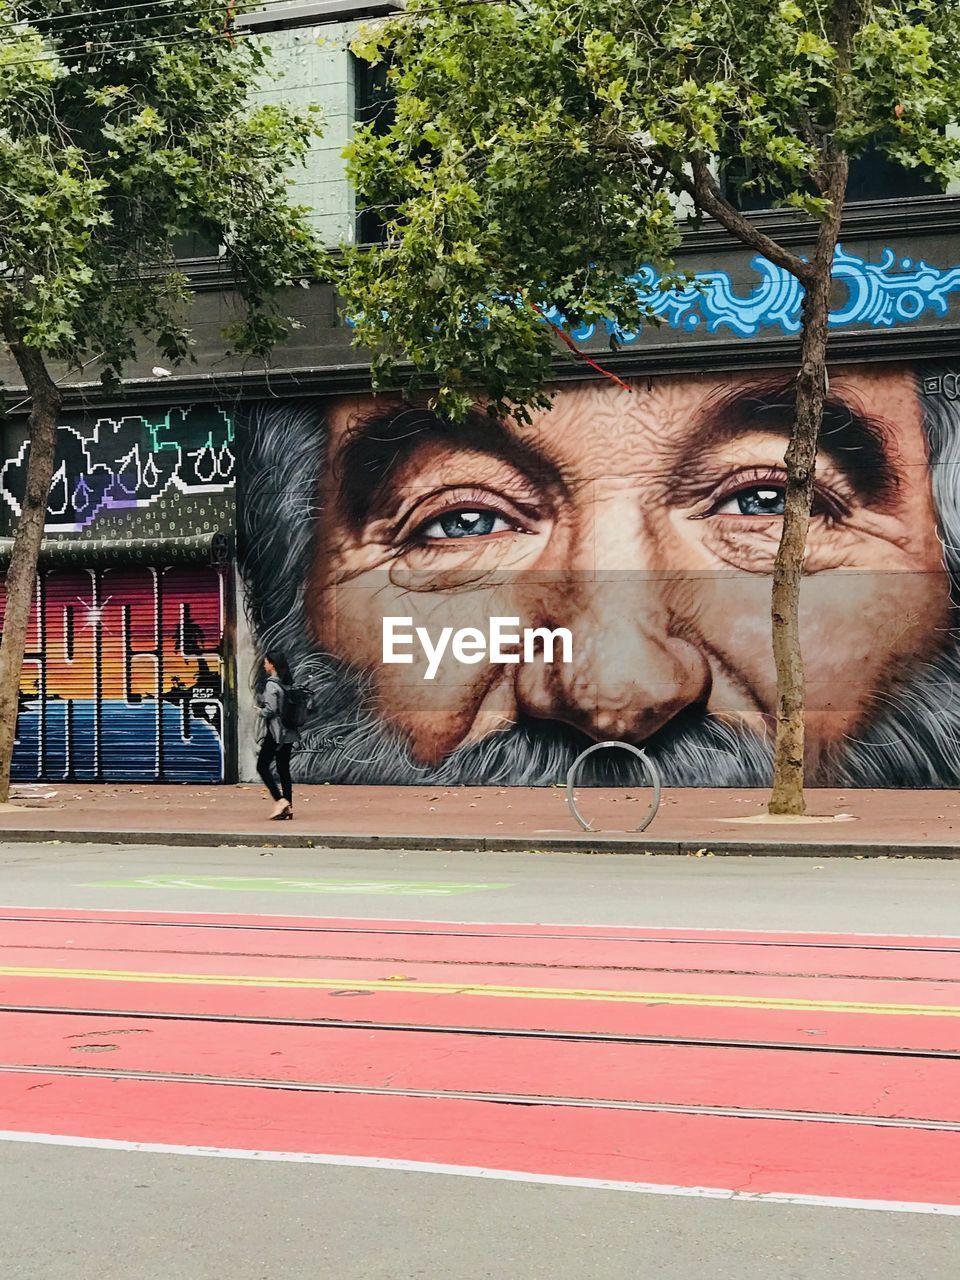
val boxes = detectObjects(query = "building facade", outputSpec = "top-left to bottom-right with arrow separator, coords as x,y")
4,4 -> 960,789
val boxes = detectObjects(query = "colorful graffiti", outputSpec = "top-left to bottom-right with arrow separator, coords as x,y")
4,565 -> 226,782
538,246 -> 960,341
0,405 -> 234,533
239,364 -> 960,789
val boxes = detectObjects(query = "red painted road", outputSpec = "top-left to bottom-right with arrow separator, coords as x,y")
4,914 -> 959,980
1,908 -> 959,1207
5,972 -> 959,1051
6,1012 -> 959,1120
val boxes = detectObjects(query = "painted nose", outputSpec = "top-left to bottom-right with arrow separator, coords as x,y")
516,484 -> 712,742
516,586 -> 711,742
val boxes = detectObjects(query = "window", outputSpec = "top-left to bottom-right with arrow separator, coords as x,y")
353,54 -> 395,244
171,232 -> 219,261
721,148 -> 943,212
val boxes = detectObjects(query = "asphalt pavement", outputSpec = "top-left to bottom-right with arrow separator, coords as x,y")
3,839 -> 960,931
1,841 -> 958,1279
4,1142 -> 957,1280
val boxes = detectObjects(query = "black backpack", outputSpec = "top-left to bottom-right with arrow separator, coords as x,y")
280,683 -> 313,731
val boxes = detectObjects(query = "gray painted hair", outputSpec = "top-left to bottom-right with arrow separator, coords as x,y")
237,371 -> 960,788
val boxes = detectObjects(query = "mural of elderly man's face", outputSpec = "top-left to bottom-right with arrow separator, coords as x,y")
303,367 -> 952,780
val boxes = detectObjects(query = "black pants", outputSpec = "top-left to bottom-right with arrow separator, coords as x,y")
257,737 -> 293,803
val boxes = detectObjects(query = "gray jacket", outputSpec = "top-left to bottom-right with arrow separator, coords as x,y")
258,675 -> 300,745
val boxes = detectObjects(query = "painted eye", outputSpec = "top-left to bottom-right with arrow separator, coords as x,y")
418,509 -> 514,539
714,486 -> 785,517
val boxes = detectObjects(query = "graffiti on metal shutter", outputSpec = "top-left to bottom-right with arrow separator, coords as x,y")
3,565 -> 225,783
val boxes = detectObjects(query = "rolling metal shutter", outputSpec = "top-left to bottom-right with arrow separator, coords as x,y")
2,562 -> 227,783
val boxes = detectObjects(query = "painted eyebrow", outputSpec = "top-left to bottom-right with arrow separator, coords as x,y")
697,384 -> 899,501
334,405 -> 561,526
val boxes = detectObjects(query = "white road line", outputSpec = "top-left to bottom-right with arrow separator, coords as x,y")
1,1130 -> 958,1216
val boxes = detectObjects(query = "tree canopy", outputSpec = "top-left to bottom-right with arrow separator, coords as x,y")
341,0 -> 960,419
0,0 -> 324,389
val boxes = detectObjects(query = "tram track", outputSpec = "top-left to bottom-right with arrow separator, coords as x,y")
2,1061 -> 957,1133
3,1002 -> 960,1059
2,913 -> 958,955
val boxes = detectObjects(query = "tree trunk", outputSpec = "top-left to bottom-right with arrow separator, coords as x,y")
768,166 -> 848,816
0,340 -> 62,805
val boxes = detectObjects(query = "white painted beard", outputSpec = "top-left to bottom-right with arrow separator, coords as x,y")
283,638 -> 960,789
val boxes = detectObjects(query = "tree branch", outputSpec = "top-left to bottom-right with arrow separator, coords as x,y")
679,157 -> 815,285
598,124 -> 816,285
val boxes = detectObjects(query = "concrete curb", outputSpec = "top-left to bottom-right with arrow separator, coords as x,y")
0,826 -> 958,858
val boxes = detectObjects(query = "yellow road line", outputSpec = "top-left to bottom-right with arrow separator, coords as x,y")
1,965 -> 959,1018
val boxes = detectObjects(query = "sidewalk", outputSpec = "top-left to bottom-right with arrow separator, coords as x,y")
1,782 -> 959,856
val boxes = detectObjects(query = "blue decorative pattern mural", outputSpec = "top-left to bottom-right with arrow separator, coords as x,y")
540,246 -> 960,343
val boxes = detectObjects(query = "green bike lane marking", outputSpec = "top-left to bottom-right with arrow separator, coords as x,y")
84,876 -> 512,897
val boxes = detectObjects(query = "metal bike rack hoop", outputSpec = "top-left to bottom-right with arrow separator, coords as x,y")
565,741 -> 662,833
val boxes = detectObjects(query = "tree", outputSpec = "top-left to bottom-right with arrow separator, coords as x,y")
0,1 -> 323,802
340,0 -> 960,813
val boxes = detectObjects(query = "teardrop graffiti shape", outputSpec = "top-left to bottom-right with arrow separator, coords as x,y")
48,463 -> 69,516
72,475 -> 92,514
142,455 -> 160,490
191,444 -> 217,485
114,446 -> 142,497
217,443 -> 235,479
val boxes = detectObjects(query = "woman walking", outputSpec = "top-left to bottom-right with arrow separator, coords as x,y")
256,652 -> 298,820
